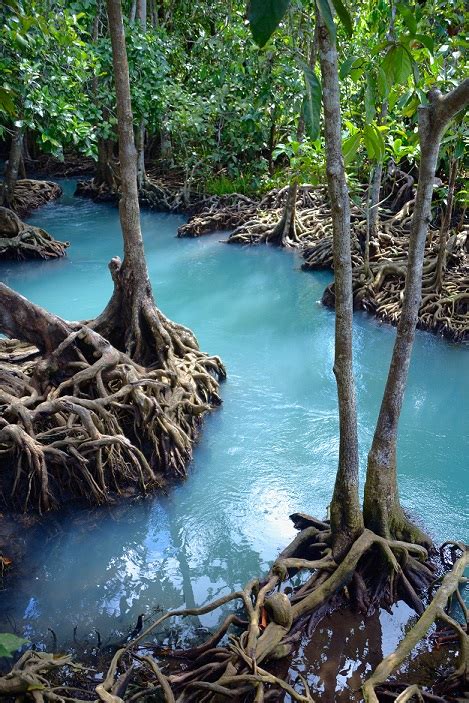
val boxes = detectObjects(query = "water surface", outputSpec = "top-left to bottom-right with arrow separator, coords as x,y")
0,182 -> 467,681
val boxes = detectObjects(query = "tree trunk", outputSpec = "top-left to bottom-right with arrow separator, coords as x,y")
135,0 -> 147,189
316,9 -> 363,558
363,80 -> 469,544
95,138 -> 117,190
435,158 -> 458,290
2,127 -> 23,209
366,1 -> 396,263
136,122 -> 146,189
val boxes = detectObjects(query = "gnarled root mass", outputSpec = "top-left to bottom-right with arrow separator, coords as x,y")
1,514 -> 463,703
0,281 -> 225,513
179,184 -> 468,342
1,179 -> 62,218
0,206 -> 68,260
363,543 -> 468,702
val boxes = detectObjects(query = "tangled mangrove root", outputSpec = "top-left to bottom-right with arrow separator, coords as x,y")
363,543 -> 468,702
179,182 -> 468,342
1,513 -> 457,703
1,179 -> 62,218
0,281 -> 225,513
0,206 -> 68,260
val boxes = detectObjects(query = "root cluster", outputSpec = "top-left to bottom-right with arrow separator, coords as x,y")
1,515 -> 466,702
1,179 -> 62,218
179,185 -> 468,343
0,289 -> 225,513
0,206 -> 68,260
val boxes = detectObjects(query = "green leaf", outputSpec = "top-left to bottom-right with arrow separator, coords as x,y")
342,132 -> 362,165
397,2 -> 417,35
365,73 -> 376,123
0,88 -> 16,116
247,0 -> 291,48
339,55 -> 358,80
363,123 -> 385,162
300,60 -> 322,141
414,34 -> 434,53
0,633 -> 28,659
316,0 -> 336,38
330,0 -> 353,36
381,44 -> 412,88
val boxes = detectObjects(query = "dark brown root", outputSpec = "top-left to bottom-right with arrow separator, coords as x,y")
0,281 -> 225,513
0,206 -> 68,260
0,179 -> 62,218
0,517 -> 464,703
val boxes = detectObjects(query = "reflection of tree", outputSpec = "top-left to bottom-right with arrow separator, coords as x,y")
292,609 -> 384,703
0,491 -> 264,652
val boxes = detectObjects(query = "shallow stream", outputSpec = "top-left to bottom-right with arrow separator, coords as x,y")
0,182 -> 467,699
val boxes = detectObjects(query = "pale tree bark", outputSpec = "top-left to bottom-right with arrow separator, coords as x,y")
96,0 -> 156,362
316,8 -> 363,557
2,126 -> 23,209
363,79 -> 469,543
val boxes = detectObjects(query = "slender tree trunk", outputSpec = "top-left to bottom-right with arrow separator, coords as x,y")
435,158 -> 458,290
135,0 -> 147,190
363,80 -> 469,543
95,138 -> 117,189
136,122 -> 146,190
2,127 -> 23,209
316,9 -> 363,557
366,1 -> 396,261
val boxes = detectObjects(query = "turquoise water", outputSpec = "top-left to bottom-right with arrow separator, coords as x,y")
0,181 -> 468,654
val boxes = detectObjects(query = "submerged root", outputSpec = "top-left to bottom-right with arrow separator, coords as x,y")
0,207 -> 68,260
0,282 -> 225,512
363,544 -> 468,703
0,516 -> 463,703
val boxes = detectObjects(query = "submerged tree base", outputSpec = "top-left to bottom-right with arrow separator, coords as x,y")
0,206 -> 68,260
0,280 -> 225,513
0,514 -> 465,702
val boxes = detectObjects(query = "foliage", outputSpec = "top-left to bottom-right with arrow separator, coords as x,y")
0,633 -> 28,658
0,0 -> 466,195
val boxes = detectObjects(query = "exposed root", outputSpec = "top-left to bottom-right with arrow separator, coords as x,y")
179,182 -> 467,342
0,179 -> 62,218
0,516 -> 463,703
363,544 -> 468,703
0,207 -> 68,260
0,283 -> 225,513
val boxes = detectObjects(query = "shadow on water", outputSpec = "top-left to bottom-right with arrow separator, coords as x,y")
0,181 -> 468,697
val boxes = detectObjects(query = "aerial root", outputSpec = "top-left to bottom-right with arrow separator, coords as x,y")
0,206 -> 68,260
1,179 -> 62,218
177,183 -> 468,342
363,544 -> 468,703
0,311 -> 225,511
